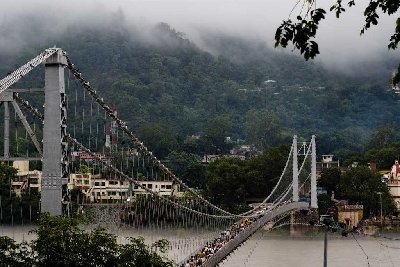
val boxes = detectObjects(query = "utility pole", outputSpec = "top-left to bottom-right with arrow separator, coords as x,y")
324,228 -> 328,267
322,216 -> 334,267
376,192 -> 383,229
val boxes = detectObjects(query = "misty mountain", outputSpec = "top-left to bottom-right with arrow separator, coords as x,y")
1,21 -> 399,157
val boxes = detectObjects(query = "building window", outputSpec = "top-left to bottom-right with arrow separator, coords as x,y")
147,184 -> 153,189
166,185 -> 172,189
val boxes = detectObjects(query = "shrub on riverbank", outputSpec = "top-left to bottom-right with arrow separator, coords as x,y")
0,213 -> 173,267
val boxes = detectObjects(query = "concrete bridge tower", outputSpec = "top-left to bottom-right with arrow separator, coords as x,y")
41,49 -> 69,216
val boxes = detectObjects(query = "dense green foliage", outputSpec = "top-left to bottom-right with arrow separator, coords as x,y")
318,167 -> 396,217
0,21 -> 399,159
337,123 -> 400,169
0,213 -> 173,267
165,151 -> 205,188
203,145 -> 290,212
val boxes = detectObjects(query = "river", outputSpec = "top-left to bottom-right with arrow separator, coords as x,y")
219,230 -> 400,267
2,226 -> 400,266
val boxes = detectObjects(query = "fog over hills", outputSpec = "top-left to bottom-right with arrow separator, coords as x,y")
0,0 -> 400,157
0,0 -> 398,71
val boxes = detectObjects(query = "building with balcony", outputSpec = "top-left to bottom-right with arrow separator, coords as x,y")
11,161 -> 42,196
68,173 -> 180,203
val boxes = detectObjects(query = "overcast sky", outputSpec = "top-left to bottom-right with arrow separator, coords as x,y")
0,0 -> 398,70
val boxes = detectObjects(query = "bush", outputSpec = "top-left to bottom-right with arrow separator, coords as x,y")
0,213 -> 173,267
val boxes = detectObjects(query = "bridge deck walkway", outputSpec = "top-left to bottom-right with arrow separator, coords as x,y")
198,202 -> 310,267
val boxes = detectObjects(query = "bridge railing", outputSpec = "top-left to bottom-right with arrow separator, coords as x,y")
178,201 -> 310,267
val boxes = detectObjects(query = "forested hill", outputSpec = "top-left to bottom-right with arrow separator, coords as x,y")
2,22 -> 400,158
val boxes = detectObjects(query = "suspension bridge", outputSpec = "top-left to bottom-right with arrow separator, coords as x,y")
0,48 -> 318,266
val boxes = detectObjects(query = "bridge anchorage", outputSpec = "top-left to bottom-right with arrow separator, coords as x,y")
0,48 -> 318,266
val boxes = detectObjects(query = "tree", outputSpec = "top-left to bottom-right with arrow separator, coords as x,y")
0,163 -> 17,180
203,145 -> 292,211
318,168 -> 341,196
244,144 -> 292,198
0,213 -> 174,266
204,157 -> 247,212
338,166 -> 395,217
165,151 -> 205,188
203,116 -> 233,154
318,193 -> 336,215
275,0 -> 400,86
138,123 -> 179,159
76,164 -> 92,174
317,165 -> 396,217
368,122 -> 399,149
244,109 -> 285,150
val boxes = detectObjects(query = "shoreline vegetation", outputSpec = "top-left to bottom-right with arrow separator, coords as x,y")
0,213 -> 174,267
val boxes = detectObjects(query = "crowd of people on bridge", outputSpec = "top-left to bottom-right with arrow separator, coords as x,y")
180,217 -> 256,267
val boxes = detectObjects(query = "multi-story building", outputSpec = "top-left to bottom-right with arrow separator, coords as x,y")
11,161 -> 42,196
69,173 -> 129,202
388,160 -> 400,211
9,161 -> 181,202
68,173 -> 180,203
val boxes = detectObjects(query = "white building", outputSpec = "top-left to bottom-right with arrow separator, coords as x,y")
132,180 -> 180,197
68,173 -> 180,203
68,173 -> 129,202
388,160 -> 400,210
11,161 -> 42,196
7,160 -> 181,202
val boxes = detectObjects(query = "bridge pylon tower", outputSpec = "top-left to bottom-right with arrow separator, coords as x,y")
292,135 -> 318,208
41,50 -> 69,216
0,48 -> 68,215
292,135 -> 299,202
311,135 -> 317,208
